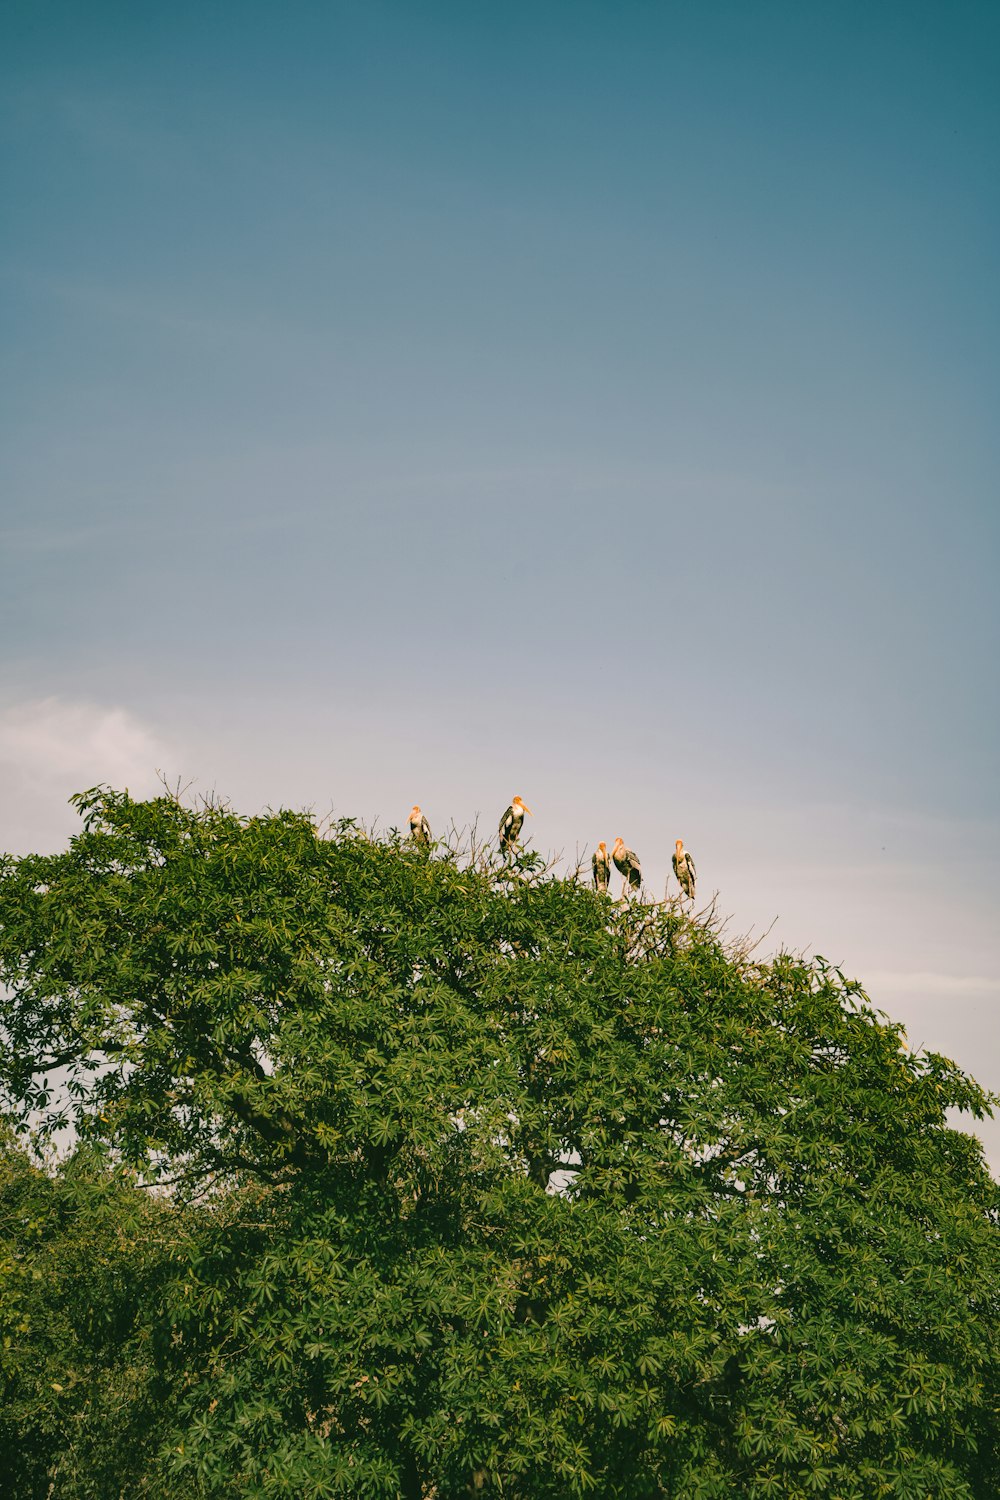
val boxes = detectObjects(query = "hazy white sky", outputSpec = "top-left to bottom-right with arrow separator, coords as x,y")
2,2 -> 997,1164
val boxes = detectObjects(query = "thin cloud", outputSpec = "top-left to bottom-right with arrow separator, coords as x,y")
0,699 -> 172,854
0,697 -> 166,787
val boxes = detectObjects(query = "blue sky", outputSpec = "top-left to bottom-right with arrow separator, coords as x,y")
2,2 -> 998,1159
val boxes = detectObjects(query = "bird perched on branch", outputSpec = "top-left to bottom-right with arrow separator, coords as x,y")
409,805 -> 432,846
673,839 -> 696,900
592,841 -> 610,893
499,796 -> 532,856
612,837 -> 641,894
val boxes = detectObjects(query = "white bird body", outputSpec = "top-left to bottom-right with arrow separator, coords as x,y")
592,841 -> 610,893
409,805 -> 432,846
672,839 -> 696,899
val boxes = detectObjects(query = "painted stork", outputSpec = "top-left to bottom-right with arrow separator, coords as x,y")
499,796 -> 532,855
592,841 -> 610,893
612,836 -> 641,894
409,805 -> 432,846
672,839 -> 696,900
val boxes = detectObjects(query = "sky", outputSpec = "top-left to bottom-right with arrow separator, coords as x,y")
2,2 -> 998,1163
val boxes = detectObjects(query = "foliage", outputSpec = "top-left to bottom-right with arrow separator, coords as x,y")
0,1130 -> 173,1498
1,787 -> 998,1497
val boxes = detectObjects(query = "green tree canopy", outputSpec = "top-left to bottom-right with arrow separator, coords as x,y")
1,788 -> 998,1498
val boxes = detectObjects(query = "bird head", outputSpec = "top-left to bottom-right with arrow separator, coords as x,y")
613,837 -> 625,856
675,838 -> 684,852
597,841 -> 607,854
513,796 -> 533,815
410,805 -> 422,818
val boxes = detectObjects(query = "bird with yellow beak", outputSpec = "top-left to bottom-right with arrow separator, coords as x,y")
672,839 -> 696,900
409,805 -> 432,846
612,836 -> 641,895
592,841 -> 611,893
499,796 -> 532,856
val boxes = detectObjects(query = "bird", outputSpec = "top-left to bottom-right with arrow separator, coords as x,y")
672,838 -> 696,900
612,836 -> 641,894
499,796 -> 532,856
592,841 -> 611,893
409,805 -> 432,846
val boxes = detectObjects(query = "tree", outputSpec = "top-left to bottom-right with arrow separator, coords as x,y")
1,787 -> 998,1497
